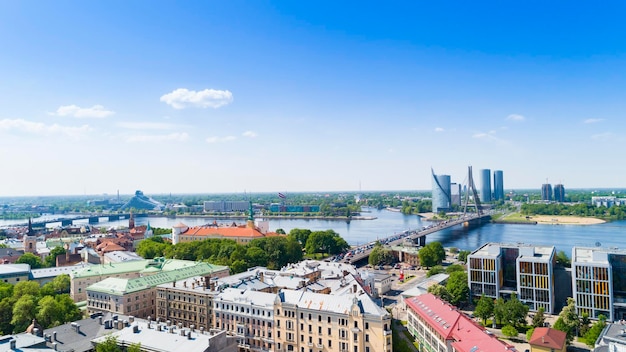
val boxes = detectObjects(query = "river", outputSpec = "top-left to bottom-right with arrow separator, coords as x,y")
4,208 -> 626,255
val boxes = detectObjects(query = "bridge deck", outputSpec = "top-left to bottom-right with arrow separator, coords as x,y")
344,213 -> 490,264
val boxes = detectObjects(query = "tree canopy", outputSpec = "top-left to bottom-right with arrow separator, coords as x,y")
419,242 -> 446,267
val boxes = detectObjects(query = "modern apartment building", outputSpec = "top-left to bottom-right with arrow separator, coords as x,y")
480,168 -> 492,203
405,293 -> 518,352
468,243 -> 556,313
204,201 -> 250,213
571,247 -> 626,321
431,169 -> 451,213
493,170 -> 504,201
553,184 -> 565,203
541,184 -> 553,201
273,289 -> 392,352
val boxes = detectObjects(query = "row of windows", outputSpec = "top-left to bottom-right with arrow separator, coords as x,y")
577,293 -> 611,310
469,258 -> 496,271
216,303 -> 272,317
519,262 -> 549,275
575,266 -> 609,281
576,280 -> 610,295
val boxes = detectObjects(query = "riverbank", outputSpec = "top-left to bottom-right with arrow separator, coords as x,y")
148,214 -> 378,221
497,212 -> 605,225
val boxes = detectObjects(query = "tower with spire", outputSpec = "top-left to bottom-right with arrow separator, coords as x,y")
246,201 -> 255,229
23,217 -> 38,254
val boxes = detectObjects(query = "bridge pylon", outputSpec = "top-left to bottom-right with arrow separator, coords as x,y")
462,166 -> 483,217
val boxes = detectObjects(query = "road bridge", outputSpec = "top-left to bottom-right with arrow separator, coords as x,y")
2,213 -> 148,228
343,213 -> 491,265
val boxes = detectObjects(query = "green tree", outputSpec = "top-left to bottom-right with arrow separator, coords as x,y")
245,246 -> 268,267
368,245 -> 394,266
583,314 -> 606,347
42,274 -> 71,295
474,295 -> 494,326
502,325 -> 518,339
419,246 -> 437,268
288,228 -> 311,246
16,252 -> 44,269
36,296 -> 62,328
446,271 -> 469,306
526,327 -> 535,341
553,298 -> 579,344
55,294 -> 82,323
44,246 -> 66,267
457,250 -> 471,263
0,298 -> 14,335
13,281 -> 40,298
275,228 -> 286,235
445,264 -> 465,274
11,294 -> 36,333
427,284 -> 451,302
127,343 -> 142,352
532,306 -> 545,328
0,282 -> 13,301
427,265 -> 445,277
494,297 -> 506,326
95,335 -> 122,352
305,230 -> 349,255
502,293 -> 529,328
555,250 -> 571,267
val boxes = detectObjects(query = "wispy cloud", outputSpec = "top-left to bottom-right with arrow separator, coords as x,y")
472,130 -> 509,145
0,118 -> 91,139
434,127 -> 444,132
160,88 -> 233,109
206,136 -> 236,143
584,118 -> 605,124
591,132 -> 614,141
126,132 -> 189,143
51,104 -> 114,118
506,114 -> 525,121
242,131 -> 258,138
117,122 -> 178,130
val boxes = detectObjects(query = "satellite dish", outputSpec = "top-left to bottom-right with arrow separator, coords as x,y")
595,242 -> 601,247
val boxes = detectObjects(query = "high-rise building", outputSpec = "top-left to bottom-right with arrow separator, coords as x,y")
493,170 -> 504,201
541,184 -> 553,201
479,169 -> 492,203
554,184 -> 565,202
450,182 -> 462,206
431,169 -> 451,213
571,247 -> 626,321
467,242 -> 556,313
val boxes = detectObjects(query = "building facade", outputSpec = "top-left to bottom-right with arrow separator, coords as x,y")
468,243 -> 556,313
571,247 -> 626,321
431,169 -> 451,213
213,287 -> 276,352
553,184 -> 565,203
273,290 -> 392,352
86,262 -> 229,319
479,168 -> 492,203
541,184 -> 553,201
493,170 -> 504,201
204,201 -> 251,213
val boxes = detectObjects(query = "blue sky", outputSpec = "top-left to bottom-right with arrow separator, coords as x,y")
1,1 -> 625,196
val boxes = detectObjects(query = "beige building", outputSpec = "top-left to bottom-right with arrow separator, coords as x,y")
273,290 -> 392,352
214,287 -> 276,352
86,262 -> 229,319
0,263 -> 30,284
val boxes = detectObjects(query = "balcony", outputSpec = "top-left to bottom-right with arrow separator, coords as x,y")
308,342 -> 313,347
384,329 -> 392,336
316,344 -> 323,349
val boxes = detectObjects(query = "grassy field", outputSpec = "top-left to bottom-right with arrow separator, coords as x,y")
494,212 -> 538,223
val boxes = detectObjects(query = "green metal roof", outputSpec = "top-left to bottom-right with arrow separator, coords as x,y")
87,262 -> 226,295
71,257 -> 219,278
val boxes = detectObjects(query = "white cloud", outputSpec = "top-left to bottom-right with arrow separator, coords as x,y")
434,127 -> 444,132
0,118 -> 91,139
506,114 -> 525,121
160,88 -> 233,109
242,131 -> 258,138
591,132 -> 613,141
117,122 -> 177,130
206,136 -> 236,143
126,132 -> 189,143
584,118 -> 605,124
52,104 -> 114,118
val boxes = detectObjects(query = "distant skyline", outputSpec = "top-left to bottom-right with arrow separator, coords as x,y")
1,2 -> 626,196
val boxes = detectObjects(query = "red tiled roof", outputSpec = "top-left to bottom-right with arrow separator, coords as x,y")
529,327 -> 566,350
405,294 -> 517,352
181,226 -> 264,238
404,293 -> 461,339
